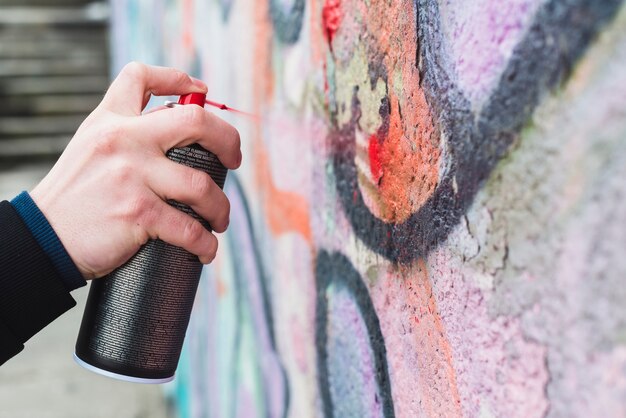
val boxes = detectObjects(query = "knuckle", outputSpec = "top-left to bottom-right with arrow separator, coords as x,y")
92,122 -> 125,156
111,159 -> 133,184
189,170 -> 212,197
181,104 -> 205,128
172,69 -> 190,86
128,194 -> 156,225
121,61 -> 147,81
182,219 -> 205,245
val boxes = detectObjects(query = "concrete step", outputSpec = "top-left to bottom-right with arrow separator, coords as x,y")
0,94 -> 102,115
0,38 -> 107,59
0,75 -> 109,95
0,57 -> 107,77
0,136 -> 70,157
0,0 -> 94,5
0,115 -> 85,136
0,25 -> 106,42
0,0 -> 109,167
0,4 -> 109,25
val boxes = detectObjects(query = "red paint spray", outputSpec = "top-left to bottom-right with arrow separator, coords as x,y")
204,98 -> 259,121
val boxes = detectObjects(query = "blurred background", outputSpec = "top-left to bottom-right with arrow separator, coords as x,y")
0,0 -> 108,200
0,1 -> 169,417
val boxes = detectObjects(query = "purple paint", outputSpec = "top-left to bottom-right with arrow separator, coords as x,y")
438,0 -> 542,104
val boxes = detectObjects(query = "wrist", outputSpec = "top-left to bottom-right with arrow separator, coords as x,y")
11,191 -> 87,291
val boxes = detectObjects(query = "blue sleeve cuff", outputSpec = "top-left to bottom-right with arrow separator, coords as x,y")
10,191 -> 86,291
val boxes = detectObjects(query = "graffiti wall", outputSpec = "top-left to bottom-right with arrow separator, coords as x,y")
110,0 -> 626,417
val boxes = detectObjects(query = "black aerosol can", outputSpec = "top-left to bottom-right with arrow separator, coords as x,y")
74,93 -> 227,383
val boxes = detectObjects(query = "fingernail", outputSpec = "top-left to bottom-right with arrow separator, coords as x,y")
190,77 -> 207,91
236,151 -> 243,168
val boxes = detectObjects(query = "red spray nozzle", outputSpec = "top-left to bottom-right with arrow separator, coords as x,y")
178,93 -> 207,107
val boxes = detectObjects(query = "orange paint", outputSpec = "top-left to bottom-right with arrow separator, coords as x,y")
216,277 -> 228,298
253,0 -> 275,103
309,0 -> 326,65
374,0 -> 440,223
182,0 -> 195,51
249,1 -> 311,243
255,143 -> 312,242
374,92 -> 439,222
399,260 -> 462,416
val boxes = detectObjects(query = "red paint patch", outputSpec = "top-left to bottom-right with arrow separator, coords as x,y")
322,0 -> 342,43
368,133 -> 383,183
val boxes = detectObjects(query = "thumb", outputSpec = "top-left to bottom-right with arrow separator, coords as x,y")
101,62 -> 207,115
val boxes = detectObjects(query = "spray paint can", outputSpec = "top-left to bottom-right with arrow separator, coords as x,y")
74,93 -> 227,383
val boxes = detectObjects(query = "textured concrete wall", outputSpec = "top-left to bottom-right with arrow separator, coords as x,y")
110,1 -> 626,417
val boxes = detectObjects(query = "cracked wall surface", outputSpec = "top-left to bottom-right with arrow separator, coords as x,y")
111,0 -> 626,417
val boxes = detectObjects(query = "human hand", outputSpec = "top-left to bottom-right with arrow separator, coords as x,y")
30,62 -> 242,279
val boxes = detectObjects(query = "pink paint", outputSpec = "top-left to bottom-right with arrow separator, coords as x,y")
368,134 -> 383,184
322,0 -> 342,43
291,315 -> 309,373
367,262 -> 462,417
423,248 -> 549,417
323,61 -> 330,99
205,99 -> 259,121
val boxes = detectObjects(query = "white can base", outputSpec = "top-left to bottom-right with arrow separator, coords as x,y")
73,353 -> 174,384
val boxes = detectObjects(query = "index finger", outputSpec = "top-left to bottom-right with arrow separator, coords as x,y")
130,104 -> 242,169
101,62 -> 207,115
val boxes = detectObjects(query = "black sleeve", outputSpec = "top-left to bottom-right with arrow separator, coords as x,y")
0,201 -> 77,366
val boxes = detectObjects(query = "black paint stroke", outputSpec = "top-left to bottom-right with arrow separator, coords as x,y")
225,175 -> 291,418
269,0 -> 306,44
331,0 -> 623,263
315,251 -> 396,418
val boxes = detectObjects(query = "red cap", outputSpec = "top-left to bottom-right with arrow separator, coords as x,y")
178,93 -> 206,107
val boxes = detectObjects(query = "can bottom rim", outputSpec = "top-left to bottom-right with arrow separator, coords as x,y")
73,353 -> 175,384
